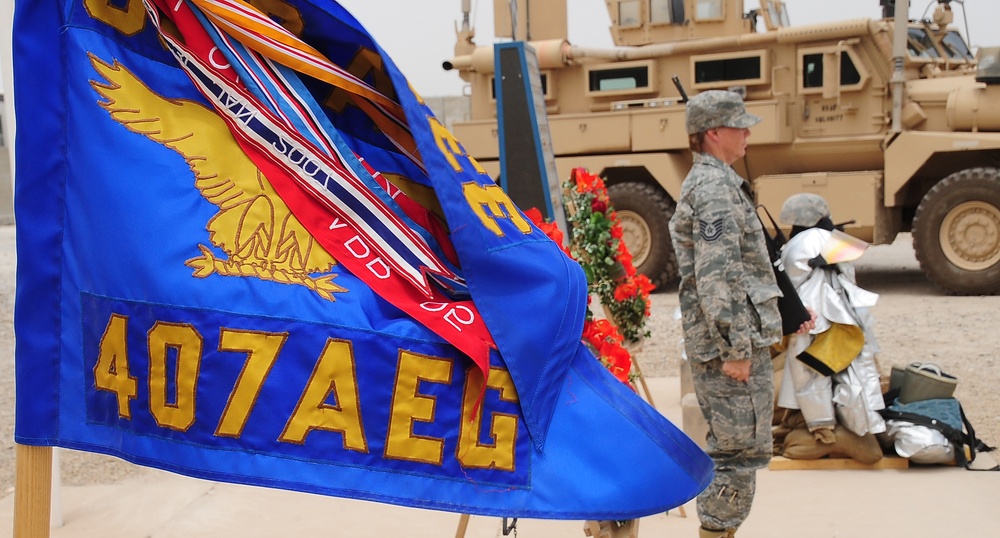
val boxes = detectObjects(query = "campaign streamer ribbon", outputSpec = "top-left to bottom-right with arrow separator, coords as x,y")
187,12 -> 453,273
149,0 -> 445,294
141,0 -> 495,378
189,0 -> 420,164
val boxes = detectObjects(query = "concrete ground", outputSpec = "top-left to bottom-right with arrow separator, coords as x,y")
2,376 -> 996,538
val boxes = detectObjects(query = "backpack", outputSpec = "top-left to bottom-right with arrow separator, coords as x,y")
879,397 -> 994,468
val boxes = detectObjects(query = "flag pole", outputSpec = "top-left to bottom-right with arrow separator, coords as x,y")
13,444 -> 53,538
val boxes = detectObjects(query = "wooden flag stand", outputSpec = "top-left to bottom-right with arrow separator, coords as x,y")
13,444 -> 53,538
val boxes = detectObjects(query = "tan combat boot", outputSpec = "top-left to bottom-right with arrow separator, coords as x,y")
698,527 -> 736,538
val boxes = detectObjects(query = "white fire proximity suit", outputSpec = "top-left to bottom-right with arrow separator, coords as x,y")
776,228 -> 886,436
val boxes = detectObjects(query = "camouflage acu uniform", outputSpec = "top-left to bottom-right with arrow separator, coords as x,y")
669,91 -> 783,533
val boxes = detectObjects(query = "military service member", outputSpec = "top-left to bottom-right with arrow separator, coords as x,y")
669,90 -> 812,538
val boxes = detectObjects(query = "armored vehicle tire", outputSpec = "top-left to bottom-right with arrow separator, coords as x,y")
912,167 -> 1000,295
606,182 -> 678,290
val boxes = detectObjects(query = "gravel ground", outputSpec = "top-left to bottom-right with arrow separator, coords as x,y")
1,227 -> 997,497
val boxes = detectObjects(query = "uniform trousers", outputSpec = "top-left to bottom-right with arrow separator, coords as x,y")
690,346 -> 773,530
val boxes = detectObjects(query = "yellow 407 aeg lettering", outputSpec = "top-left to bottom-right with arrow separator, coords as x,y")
92,314 -> 518,471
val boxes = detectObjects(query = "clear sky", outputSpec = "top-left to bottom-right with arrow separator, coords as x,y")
337,0 -> 1000,97
1,1 -> 992,96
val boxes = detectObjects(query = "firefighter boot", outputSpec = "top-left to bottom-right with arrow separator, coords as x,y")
699,527 -> 736,538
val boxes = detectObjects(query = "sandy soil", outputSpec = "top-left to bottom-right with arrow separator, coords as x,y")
1,226 -> 997,496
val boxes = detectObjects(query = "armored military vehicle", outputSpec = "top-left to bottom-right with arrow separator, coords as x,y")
444,0 -> 1000,295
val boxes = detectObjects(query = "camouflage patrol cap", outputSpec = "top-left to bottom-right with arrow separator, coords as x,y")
780,193 -> 831,227
685,90 -> 761,134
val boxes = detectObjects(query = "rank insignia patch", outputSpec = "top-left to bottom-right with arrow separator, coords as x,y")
699,218 -> 725,241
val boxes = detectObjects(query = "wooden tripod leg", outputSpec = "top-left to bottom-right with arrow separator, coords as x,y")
584,519 -> 642,537
583,520 -> 604,537
454,514 -> 470,538
630,355 -> 656,409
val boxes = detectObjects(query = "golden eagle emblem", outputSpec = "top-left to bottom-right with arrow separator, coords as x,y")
88,54 -> 346,300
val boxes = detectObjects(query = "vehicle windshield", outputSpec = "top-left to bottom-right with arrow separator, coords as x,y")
940,30 -> 975,61
907,28 -> 941,59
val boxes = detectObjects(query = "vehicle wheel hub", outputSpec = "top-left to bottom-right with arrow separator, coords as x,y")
940,200 -> 1000,271
616,209 -> 652,267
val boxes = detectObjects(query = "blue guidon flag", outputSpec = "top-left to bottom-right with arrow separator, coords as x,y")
13,0 -> 712,519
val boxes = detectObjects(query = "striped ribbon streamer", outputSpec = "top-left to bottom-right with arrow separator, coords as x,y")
139,0 -> 496,377
145,0 -> 457,297
189,13 -> 447,270
189,0 -> 420,162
